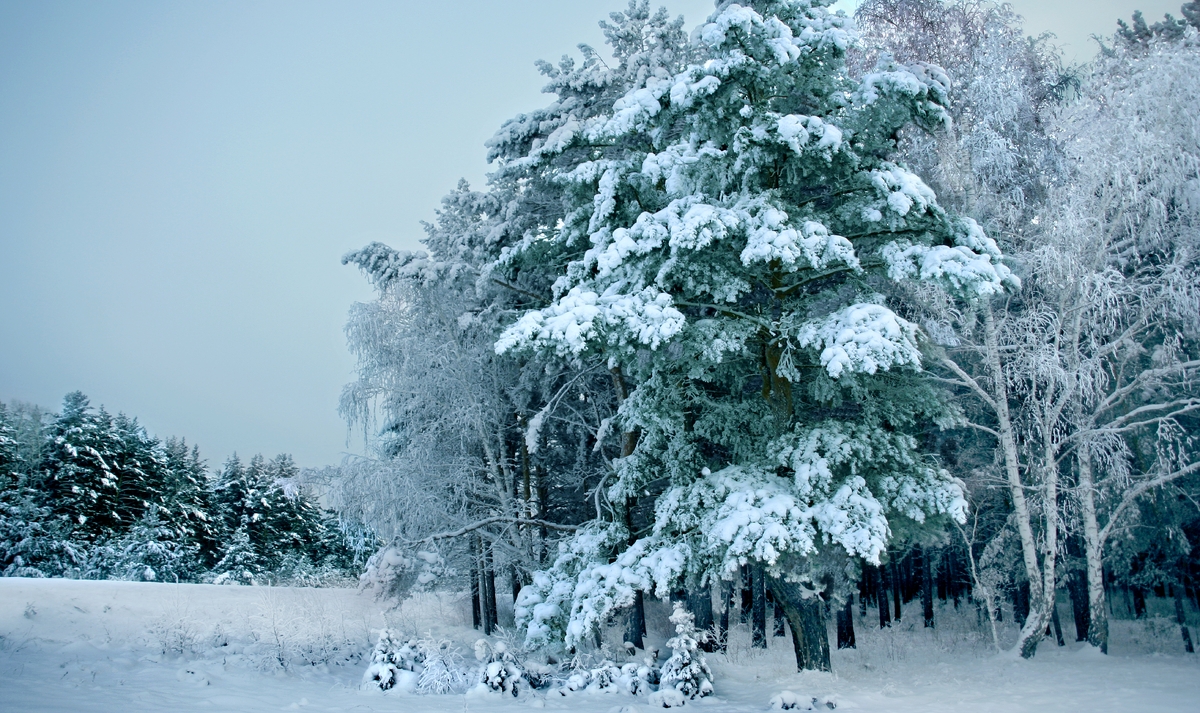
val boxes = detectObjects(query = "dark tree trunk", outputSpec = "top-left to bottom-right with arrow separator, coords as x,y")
836,596 -> 856,649
752,561 -> 768,648
691,579 -> 716,652
626,589 -> 646,650
511,564 -> 523,603
774,598 -> 787,636
1050,597 -> 1065,646
1068,571 -> 1090,641
1014,580 -> 1030,625
877,566 -> 891,628
1176,582 -> 1195,654
1132,587 -> 1147,619
769,576 -> 830,672
741,564 -> 752,623
483,544 -> 498,635
470,542 -> 482,630
892,560 -> 903,622
717,579 -> 733,652
922,547 -> 935,628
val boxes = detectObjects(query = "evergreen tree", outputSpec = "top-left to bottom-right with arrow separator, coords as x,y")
500,0 -> 1012,671
44,392 -> 123,541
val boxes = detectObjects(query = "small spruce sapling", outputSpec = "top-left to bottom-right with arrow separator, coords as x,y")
657,603 -> 713,700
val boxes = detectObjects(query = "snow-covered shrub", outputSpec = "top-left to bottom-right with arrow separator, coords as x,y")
619,661 -> 657,695
658,603 -> 713,700
770,691 -> 837,710
362,628 -> 421,690
415,637 -> 469,694
474,639 -> 528,696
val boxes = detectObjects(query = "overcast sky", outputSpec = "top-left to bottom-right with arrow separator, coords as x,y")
0,0 -> 1185,469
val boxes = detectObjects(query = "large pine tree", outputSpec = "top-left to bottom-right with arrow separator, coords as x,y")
496,0 -> 1016,670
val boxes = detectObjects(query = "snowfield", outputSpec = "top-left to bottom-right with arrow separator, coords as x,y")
1,577 -> 1197,712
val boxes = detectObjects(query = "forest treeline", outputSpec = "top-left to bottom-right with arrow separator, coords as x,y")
0,392 -> 359,584
329,0 -> 1200,680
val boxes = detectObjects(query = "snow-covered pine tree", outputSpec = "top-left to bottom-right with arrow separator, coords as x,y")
108,506 -> 200,582
161,438 -> 219,568
499,0 -> 1015,671
657,602 -> 713,700
209,525 -> 266,585
43,392 -> 123,542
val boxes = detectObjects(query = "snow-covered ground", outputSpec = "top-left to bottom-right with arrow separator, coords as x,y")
1,577 -> 1196,712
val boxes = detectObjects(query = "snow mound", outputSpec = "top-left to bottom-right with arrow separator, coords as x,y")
647,688 -> 687,707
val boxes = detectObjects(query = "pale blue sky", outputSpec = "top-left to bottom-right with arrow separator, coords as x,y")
0,0 -> 1184,468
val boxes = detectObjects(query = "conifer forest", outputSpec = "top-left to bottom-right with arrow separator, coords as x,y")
2,2 -> 1199,712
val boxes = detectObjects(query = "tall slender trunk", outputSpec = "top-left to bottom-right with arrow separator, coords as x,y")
1078,450 -> 1109,652
752,561 -> 767,648
1068,571 -> 1090,642
768,577 -> 830,672
1050,598 -> 1065,646
774,597 -> 787,636
983,306 -> 1048,658
877,565 -> 891,628
609,366 -> 646,649
1176,580 -> 1195,654
691,577 -> 715,652
892,559 -> 903,622
483,543 -> 498,635
626,590 -> 646,650
836,596 -> 856,649
741,564 -> 752,624
471,538 -> 482,630
922,547 -> 935,628
717,579 -> 732,652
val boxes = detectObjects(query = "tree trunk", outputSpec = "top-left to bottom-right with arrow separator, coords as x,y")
471,542 -> 482,630
774,598 -> 787,636
982,307 -> 1048,658
752,561 -> 767,648
1050,597 -> 1065,646
876,566 -> 891,628
1176,581 -> 1195,654
922,547 -> 935,628
510,564 -> 523,603
1078,450 -> 1109,652
626,589 -> 647,650
741,564 -> 752,623
1132,587 -> 1147,619
892,559 -> 903,622
611,366 -> 647,650
691,578 -> 715,652
484,544 -> 498,635
1014,580 -> 1030,625
836,596 -> 856,649
769,577 -> 830,672
1068,571 -> 1090,642
717,579 -> 733,652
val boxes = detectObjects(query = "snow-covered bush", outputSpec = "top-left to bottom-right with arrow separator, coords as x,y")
657,603 -> 713,700
415,637 -> 469,694
474,639 -> 528,696
362,628 -> 420,691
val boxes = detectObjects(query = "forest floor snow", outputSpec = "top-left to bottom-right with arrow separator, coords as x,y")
1,577 -> 1197,712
